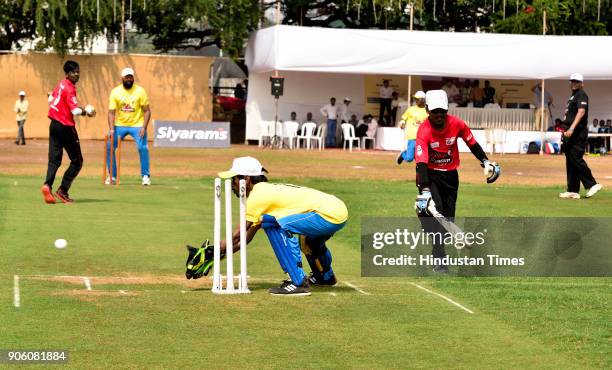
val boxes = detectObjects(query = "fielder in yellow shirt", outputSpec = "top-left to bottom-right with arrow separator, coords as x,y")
14,91 -> 28,145
397,91 -> 428,164
186,157 -> 348,296
106,67 -> 152,185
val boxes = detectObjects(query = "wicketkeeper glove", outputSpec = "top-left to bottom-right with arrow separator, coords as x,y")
185,240 -> 215,280
414,191 -> 438,216
482,160 -> 501,184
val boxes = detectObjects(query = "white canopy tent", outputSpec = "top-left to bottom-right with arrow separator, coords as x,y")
244,25 -> 612,141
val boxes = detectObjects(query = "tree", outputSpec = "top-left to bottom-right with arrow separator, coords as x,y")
1,0 -> 261,57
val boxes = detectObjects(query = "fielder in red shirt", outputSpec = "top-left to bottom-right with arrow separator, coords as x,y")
414,90 -> 500,273
41,60 -> 96,204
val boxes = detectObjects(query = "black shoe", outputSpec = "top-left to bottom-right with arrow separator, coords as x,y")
55,188 -> 74,203
396,152 -> 403,165
307,273 -> 337,286
432,265 -> 449,274
268,280 -> 311,296
14,140 -> 19,145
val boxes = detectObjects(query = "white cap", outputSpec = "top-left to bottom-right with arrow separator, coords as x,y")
413,90 -> 426,99
121,67 -> 135,77
218,157 -> 267,179
425,90 -> 449,111
344,97 -> 351,102
18,91 -> 26,96
569,73 -> 583,82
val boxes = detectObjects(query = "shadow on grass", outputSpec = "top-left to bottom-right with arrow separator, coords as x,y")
74,198 -> 112,203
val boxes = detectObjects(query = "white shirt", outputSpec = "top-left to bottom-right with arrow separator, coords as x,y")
320,104 -> 338,120
379,86 -> 394,99
588,123 -> 599,133
367,118 -> 378,138
338,103 -> 351,122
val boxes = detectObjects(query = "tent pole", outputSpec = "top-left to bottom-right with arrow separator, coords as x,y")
407,2 -> 414,109
539,11 -> 547,155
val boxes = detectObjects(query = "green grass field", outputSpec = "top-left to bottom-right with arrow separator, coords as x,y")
1,174 -> 610,369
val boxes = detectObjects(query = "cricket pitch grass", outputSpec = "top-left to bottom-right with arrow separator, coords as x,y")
1,139 -> 610,369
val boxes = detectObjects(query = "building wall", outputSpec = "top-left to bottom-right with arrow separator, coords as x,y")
0,53 -> 213,139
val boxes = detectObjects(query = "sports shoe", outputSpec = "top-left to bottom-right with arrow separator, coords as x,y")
307,273 -> 337,286
559,192 -> 580,199
55,188 -> 74,203
432,265 -> 449,274
585,184 -> 603,198
268,280 -> 311,296
396,152 -> 403,165
41,184 -> 56,204
142,175 -> 151,186
104,176 -> 117,185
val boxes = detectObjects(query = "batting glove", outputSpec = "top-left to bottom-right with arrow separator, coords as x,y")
482,160 -> 501,184
415,191 -> 437,216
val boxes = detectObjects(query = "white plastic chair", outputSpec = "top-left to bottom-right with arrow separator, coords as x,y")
485,128 -> 507,154
297,122 -> 317,149
341,123 -> 361,151
362,130 -> 376,150
312,124 -> 326,150
258,120 -> 273,147
274,120 -> 284,147
283,121 -> 300,149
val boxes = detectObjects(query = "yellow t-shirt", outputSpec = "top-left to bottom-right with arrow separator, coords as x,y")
108,84 -> 149,127
15,100 -> 29,121
246,182 -> 348,225
400,105 -> 428,140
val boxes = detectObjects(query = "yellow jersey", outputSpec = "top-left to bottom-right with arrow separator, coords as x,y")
246,182 -> 348,225
400,105 -> 428,140
108,84 -> 149,127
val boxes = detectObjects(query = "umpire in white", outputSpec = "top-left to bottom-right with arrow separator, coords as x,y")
559,73 -> 602,199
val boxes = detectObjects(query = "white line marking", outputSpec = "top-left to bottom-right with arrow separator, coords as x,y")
328,292 -> 337,297
411,283 -> 474,314
14,275 -> 20,308
118,290 -> 128,295
344,281 -> 371,295
83,277 -> 92,291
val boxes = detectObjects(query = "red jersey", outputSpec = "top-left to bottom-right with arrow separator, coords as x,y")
415,114 -> 477,171
48,78 -> 79,126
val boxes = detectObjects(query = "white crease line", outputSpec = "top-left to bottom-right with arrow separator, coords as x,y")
344,281 -> 371,295
411,283 -> 474,314
14,275 -> 20,308
83,277 -> 92,291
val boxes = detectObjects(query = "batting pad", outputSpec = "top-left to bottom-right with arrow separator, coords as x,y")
262,215 -> 306,286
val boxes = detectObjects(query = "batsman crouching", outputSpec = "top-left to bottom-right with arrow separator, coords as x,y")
188,157 -> 348,296
414,90 -> 500,273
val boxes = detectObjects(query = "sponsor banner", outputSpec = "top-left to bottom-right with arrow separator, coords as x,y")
154,120 -> 230,148
362,217 -> 612,277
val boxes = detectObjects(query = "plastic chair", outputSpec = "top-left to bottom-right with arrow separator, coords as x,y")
484,128 -> 507,154
362,130 -> 376,150
297,122 -> 317,149
312,124 -> 326,150
283,121 -> 300,149
341,123 -> 361,151
258,120 -> 273,147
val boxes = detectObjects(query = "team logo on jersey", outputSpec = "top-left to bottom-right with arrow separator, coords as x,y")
121,103 -> 136,113
430,142 -> 439,148
416,145 -> 423,156
445,137 -> 456,145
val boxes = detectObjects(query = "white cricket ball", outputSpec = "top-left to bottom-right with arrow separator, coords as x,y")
85,104 -> 95,114
54,239 -> 67,249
